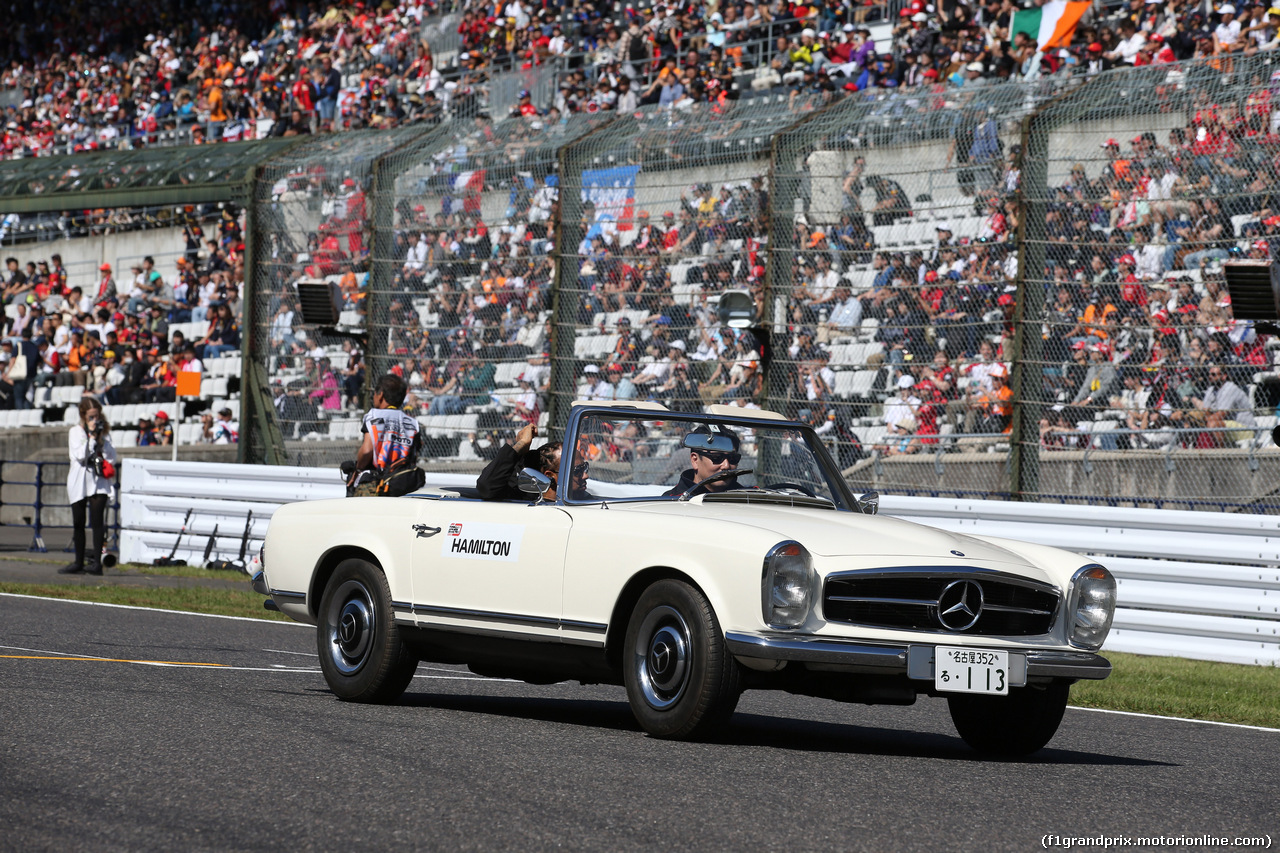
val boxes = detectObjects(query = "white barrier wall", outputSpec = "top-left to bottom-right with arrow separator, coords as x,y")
880,496 -> 1280,667
119,460 -> 1280,665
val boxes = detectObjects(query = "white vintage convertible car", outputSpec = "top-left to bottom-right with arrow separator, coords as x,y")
254,402 -> 1116,755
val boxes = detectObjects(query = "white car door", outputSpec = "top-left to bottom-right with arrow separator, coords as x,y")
409,500 -> 572,642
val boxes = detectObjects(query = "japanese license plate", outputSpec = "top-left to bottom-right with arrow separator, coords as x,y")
934,646 -> 1009,695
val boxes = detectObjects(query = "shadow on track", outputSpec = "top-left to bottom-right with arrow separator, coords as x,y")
310,687 -> 1173,767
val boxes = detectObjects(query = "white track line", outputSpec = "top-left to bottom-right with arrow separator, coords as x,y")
1068,705 -> 1280,733
9,595 -> 1276,720
0,592 -> 307,625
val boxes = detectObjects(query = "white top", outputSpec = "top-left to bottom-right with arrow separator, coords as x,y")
67,425 -> 117,504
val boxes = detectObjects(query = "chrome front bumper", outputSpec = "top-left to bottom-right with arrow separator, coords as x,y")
724,632 -> 1112,683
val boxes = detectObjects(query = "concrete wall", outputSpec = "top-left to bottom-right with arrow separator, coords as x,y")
8,225 -> 188,290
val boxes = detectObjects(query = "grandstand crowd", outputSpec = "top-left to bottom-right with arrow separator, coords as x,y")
8,0 -> 1280,155
4,0 -> 1280,464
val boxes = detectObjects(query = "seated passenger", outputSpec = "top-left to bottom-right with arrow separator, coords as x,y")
347,374 -> 424,497
662,424 -> 748,498
476,423 -> 561,501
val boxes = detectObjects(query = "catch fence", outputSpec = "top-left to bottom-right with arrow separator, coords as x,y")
2,59 -> 1275,511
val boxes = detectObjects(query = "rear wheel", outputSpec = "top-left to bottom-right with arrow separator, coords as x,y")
623,579 -> 742,740
947,682 -> 1070,756
316,558 -> 417,703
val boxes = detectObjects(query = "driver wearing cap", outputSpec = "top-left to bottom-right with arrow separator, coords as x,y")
662,424 -> 748,498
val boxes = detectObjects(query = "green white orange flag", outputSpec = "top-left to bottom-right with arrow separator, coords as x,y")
1010,0 -> 1091,50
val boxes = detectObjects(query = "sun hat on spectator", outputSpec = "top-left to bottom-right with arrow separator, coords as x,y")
1253,240 -> 1270,251
669,339 -> 687,352
1101,138 -> 1120,149
935,222 -> 953,232
966,61 -> 983,72
925,270 -> 939,282
896,374 -> 915,389
99,263 -> 111,271
1218,4 -> 1236,13
912,12 -> 928,21
842,23 -> 855,32
155,411 -> 170,421
923,68 -> 939,79
807,232 -> 826,247
583,364 -> 600,374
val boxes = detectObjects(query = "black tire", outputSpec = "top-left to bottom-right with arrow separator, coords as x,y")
316,558 -> 418,703
623,579 -> 742,740
948,682 -> 1070,756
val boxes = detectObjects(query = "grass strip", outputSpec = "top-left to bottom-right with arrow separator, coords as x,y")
113,562 -> 252,583
0,581 -> 288,621
1071,651 -> 1280,729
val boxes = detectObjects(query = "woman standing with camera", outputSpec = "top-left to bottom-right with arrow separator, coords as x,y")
60,398 -> 116,576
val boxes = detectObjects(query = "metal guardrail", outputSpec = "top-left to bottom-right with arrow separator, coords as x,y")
881,495 -> 1280,667
0,460 -> 121,553
118,459 -> 1278,665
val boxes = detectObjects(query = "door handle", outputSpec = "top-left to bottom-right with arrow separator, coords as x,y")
412,524 -> 441,538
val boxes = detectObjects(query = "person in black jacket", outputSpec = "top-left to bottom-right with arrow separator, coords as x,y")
662,424 -> 747,498
476,424 -> 562,501
476,423 -> 594,501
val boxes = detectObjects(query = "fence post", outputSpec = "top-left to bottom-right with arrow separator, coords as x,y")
1008,110 -> 1047,503
367,156 -> 398,395
240,166 -> 288,465
29,462 -> 46,552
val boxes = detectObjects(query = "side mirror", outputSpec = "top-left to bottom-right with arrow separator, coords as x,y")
517,467 -> 553,499
858,490 -> 879,515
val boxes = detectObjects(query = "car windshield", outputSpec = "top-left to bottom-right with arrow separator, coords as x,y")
567,411 -> 852,509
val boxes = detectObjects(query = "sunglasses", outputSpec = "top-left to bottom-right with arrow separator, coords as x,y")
572,462 -> 590,477
698,451 -> 741,465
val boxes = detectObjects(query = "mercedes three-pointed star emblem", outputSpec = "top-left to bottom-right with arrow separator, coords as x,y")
937,579 -> 983,631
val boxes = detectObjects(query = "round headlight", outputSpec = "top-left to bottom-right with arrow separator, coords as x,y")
762,540 -> 812,629
1067,564 -> 1117,650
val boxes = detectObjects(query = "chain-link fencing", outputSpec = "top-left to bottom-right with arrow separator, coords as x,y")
1014,56 -> 1280,510
224,58 -> 1280,511
768,80 -> 1058,495
553,94 -> 838,431
247,125 -> 439,467
366,111 -> 609,464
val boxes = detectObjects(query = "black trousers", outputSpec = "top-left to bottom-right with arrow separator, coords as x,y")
71,494 -> 107,569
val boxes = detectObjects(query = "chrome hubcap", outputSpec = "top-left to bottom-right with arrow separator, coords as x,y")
633,605 -> 691,710
325,580 -> 375,676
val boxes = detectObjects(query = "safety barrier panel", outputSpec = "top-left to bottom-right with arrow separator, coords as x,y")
117,459 -> 474,566
880,496 -> 1280,667
118,460 -> 1279,665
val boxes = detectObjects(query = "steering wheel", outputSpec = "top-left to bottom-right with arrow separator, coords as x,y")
763,481 -> 818,498
675,468 -> 755,501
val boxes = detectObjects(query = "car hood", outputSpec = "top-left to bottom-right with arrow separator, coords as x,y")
613,499 -> 1035,566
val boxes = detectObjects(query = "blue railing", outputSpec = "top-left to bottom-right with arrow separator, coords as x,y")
0,461 -> 121,553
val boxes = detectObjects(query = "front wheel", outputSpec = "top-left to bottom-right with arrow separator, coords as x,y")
947,682 -> 1070,756
623,579 -> 742,740
317,558 -> 418,703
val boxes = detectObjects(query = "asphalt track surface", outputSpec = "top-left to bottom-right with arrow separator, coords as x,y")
2,595 -> 1276,853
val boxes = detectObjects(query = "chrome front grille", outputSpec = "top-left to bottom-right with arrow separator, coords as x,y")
822,570 -> 1059,636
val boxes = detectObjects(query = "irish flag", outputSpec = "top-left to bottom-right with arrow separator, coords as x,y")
1011,0 -> 1090,50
